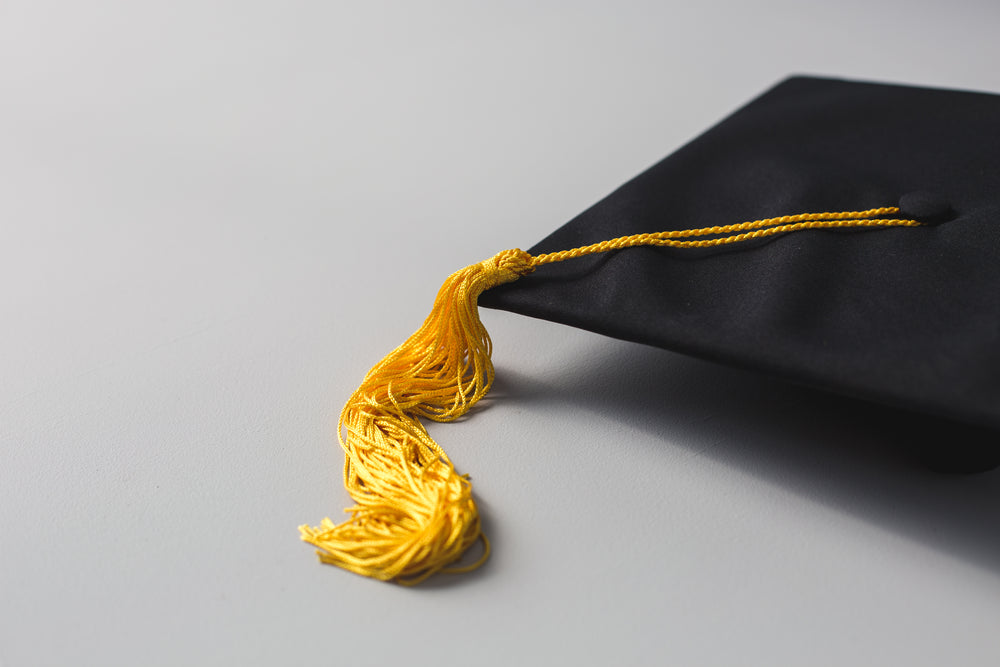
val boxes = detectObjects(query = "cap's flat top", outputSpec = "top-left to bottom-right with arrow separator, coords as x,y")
483,76 -> 1000,431
3,2 -> 1000,667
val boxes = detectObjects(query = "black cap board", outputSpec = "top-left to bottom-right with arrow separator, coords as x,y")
481,76 -> 1000,441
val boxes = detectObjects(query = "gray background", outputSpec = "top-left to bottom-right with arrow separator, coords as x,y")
3,1 -> 1000,665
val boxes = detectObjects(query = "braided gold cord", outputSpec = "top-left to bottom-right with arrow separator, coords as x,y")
532,207 -> 915,265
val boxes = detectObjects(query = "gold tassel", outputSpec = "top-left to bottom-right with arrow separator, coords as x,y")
301,208 -> 921,584
299,249 -> 535,585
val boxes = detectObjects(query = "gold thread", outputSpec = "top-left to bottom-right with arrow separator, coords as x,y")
532,208 -> 914,265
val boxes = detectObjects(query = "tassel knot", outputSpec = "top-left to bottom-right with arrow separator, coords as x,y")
486,248 -> 535,286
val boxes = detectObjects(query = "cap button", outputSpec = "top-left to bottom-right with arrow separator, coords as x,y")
898,191 -> 954,224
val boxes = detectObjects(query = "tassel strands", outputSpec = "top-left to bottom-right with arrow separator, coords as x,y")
299,249 -> 535,585
301,208 -> 922,584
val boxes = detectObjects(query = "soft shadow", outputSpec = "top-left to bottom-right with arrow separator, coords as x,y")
493,341 -> 1000,575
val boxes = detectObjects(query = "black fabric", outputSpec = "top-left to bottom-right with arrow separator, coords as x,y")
481,76 -> 1000,436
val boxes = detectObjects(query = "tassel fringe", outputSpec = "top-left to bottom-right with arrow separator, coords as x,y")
299,249 -> 535,585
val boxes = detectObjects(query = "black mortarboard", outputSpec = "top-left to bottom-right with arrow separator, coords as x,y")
303,76 -> 1000,584
483,75 -> 1000,436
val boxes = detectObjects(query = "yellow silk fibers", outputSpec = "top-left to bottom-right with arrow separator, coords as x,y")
301,208 -> 922,584
299,249 -> 534,585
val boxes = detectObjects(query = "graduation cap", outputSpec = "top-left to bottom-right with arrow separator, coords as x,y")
300,76 -> 1000,584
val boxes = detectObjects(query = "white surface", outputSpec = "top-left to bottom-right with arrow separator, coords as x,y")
3,1 -> 1000,665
